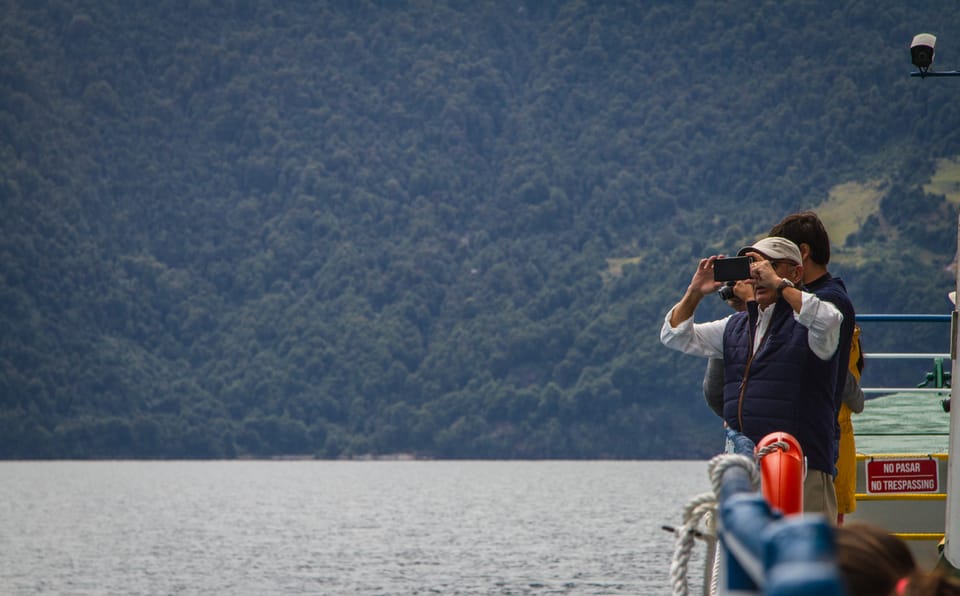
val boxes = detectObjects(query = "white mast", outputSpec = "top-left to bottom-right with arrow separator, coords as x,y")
944,213 -> 960,568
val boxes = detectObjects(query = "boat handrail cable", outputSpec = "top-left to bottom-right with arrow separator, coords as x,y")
862,352 -> 950,359
856,317 -> 951,399
856,314 -> 951,323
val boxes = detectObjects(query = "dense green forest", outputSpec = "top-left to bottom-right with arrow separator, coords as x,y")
2,0 -> 959,459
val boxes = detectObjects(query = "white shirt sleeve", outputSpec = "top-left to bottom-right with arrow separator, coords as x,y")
794,291 -> 842,361
660,307 -> 729,359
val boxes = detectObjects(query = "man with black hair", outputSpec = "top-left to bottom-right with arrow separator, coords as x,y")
769,211 -> 862,523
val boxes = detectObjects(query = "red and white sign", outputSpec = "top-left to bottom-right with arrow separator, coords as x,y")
865,458 -> 939,494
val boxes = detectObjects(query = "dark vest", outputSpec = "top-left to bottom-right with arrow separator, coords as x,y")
721,299 -> 838,474
805,274 -> 855,412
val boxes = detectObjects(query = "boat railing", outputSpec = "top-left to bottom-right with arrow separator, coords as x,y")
670,313 -> 956,593
847,313 -> 953,567
855,312 -> 952,417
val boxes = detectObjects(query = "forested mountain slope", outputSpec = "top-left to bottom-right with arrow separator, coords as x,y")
2,0 -> 959,458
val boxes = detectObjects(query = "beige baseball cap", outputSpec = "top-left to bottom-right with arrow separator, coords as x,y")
737,236 -> 802,264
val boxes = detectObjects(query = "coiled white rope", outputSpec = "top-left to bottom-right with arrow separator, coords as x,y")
755,440 -> 790,460
668,453 -> 760,596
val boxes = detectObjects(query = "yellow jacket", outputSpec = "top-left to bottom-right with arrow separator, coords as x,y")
835,325 -> 863,515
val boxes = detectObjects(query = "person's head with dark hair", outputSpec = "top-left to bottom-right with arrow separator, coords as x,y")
899,569 -> 960,596
769,211 -> 832,267
835,523 -> 917,595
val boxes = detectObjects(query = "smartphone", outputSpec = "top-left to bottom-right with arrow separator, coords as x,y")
713,256 -> 752,282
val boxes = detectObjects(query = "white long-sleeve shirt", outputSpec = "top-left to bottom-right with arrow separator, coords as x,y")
660,292 -> 842,361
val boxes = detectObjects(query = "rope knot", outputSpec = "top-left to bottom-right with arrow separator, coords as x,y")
756,440 -> 790,459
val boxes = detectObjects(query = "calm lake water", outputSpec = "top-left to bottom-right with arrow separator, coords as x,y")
0,460 -> 712,595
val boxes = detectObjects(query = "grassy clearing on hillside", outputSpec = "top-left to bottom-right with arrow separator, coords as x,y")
816,179 -> 885,248
923,156 -> 960,206
603,257 -> 642,283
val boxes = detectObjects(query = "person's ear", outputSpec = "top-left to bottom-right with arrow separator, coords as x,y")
799,243 -> 812,261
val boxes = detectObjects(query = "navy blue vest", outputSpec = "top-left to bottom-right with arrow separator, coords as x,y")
805,274 -> 855,413
721,299 -> 838,475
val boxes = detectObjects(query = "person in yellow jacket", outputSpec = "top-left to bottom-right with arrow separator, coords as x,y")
835,325 -> 865,522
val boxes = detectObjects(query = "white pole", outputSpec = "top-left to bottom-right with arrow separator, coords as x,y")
944,213 -> 960,568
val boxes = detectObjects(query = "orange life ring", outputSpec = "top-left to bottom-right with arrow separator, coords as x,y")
755,432 -> 805,515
